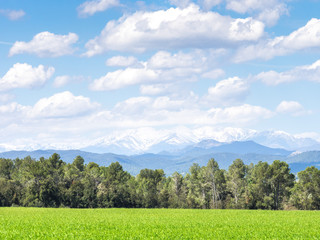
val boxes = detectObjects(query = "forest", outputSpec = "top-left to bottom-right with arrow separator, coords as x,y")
0,153 -> 319,210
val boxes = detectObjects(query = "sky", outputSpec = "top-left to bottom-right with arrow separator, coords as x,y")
1,0 -> 320,152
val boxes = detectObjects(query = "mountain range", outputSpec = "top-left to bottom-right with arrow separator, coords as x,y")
80,129 -> 320,155
1,139 -> 320,175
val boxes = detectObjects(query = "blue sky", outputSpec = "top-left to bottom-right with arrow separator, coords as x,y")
1,0 -> 320,151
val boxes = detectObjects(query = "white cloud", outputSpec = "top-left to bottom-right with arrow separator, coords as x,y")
0,102 -> 26,114
0,9 -> 25,20
0,92 -> 101,146
53,75 -> 87,88
9,32 -> 79,57
234,18 -> 320,62
0,102 -> 29,127
257,4 -> 288,27
90,67 -> 159,91
0,94 -> 99,151
78,0 -> 120,17
226,0 -> 287,26
198,0 -> 222,10
255,70 -> 294,86
0,91 -> 275,152
91,50 -> 211,91
226,0 -> 281,14
171,0 -> 285,24
205,77 -> 249,106
0,94 -> 14,103
110,94 -> 272,127
276,18 -> 320,50
207,104 -> 274,125
106,56 -> 140,67
140,84 -> 173,96
255,59 -> 320,85
148,51 -> 200,69
276,101 -> 309,117
0,63 -> 54,92
84,4 -> 264,56
147,51 -> 206,82
139,82 -> 197,98
169,0 -> 192,8
31,91 -> 100,118
53,76 -> 72,88
201,69 -> 225,79
114,96 -> 152,115
153,96 -> 187,111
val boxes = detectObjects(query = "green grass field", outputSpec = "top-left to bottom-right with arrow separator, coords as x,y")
0,208 -> 319,239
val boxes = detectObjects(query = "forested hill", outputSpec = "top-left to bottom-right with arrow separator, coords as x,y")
1,141 -> 320,174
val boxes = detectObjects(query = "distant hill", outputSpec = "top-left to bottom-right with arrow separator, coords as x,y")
176,140 -> 292,156
1,141 -> 320,175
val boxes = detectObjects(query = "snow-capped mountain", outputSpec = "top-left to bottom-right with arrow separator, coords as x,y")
2,140 -> 318,175
250,131 -> 320,151
81,128 -> 320,155
3,126 -> 318,155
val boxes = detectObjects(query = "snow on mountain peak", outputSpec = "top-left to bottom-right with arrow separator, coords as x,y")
82,127 -> 320,155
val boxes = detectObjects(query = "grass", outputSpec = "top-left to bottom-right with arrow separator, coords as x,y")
0,208 -> 320,239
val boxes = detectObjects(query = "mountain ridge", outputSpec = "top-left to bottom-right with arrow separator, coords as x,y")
1,140 -> 320,175
82,129 -> 320,155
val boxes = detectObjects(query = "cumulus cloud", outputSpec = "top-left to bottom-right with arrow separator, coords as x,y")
147,51 -> 206,82
53,75 -> 87,88
111,92 -> 269,126
91,50 -> 213,91
205,77 -> 249,106
153,96 -> 187,111
0,91 -> 100,129
198,0 -> 222,10
0,9 -> 25,20
276,101 -> 309,116
0,102 -> 26,115
111,94 -> 273,127
202,69 -> 225,79
9,32 -> 79,57
207,104 -> 274,125
226,0 -> 286,14
114,96 -> 152,115
90,67 -> 159,91
53,76 -> 72,88
0,63 -> 55,92
0,94 -> 14,103
84,4 -> 264,56
148,51 -> 199,69
140,84 -> 173,96
257,4 -> 288,27
169,0 -> 192,8
0,91 -> 275,151
0,92 -> 102,150
226,0 -> 288,26
106,56 -> 140,67
78,0 -> 120,17
31,91 -> 100,118
255,59 -> 320,85
0,102 -> 29,127
234,18 -> 320,62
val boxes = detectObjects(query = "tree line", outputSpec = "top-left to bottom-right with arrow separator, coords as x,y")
0,153 -> 319,210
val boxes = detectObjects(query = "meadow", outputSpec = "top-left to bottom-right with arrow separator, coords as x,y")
0,208 -> 320,239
